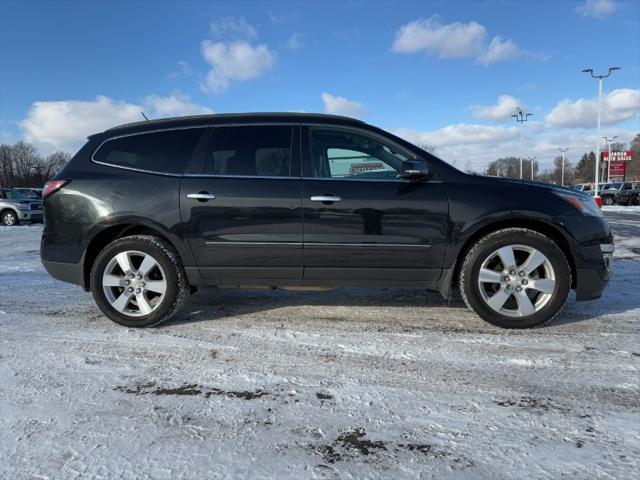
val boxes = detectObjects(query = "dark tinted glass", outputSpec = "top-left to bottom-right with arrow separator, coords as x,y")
205,126 -> 293,177
94,128 -> 203,174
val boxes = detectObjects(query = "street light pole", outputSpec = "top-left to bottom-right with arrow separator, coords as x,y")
558,148 -> 569,186
512,108 -> 532,180
529,156 -> 536,180
602,135 -> 618,183
582,67 -> 621,201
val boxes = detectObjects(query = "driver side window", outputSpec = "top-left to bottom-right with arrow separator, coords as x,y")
308,127 -> 410,180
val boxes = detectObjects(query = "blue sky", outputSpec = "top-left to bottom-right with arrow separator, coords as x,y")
1,0 -> 639,170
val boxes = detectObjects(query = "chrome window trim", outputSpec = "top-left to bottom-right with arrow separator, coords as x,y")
204,241 -> 431,248
183,174 -> 300,180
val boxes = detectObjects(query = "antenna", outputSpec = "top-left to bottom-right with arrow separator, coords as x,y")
141,111 -> 149,121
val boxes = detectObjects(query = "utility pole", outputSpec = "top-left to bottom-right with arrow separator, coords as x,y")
558,148 -> 569,186
602,135 -> 618,183
512,108 -> 532,179
582,67 -> 621,202
529,157 -> 536,180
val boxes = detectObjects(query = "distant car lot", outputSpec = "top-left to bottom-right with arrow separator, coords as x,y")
0,207 -> 638,479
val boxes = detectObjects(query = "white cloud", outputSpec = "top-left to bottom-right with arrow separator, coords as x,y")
200,40 -> 275,93
321,93 -> 368,118
395,124 -> 519,148
143,92 -> 213,118
210,16 -> 257,39
286,33 -> 303,50
545,89 -> 640,128
576,0 -> 619,19
392,17 -> 485,59
470,95 -> 522,121
392,16 -> 530,65
20,93 -> 213,151
168,60 -> 194,80
476,36 -> 520,65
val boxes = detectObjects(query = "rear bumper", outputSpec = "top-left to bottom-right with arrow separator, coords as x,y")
42,259 -> 83,287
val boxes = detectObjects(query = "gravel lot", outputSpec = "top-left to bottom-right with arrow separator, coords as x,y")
1,209 -> 639,479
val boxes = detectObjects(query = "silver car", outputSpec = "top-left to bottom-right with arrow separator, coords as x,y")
0,188 -> 43,225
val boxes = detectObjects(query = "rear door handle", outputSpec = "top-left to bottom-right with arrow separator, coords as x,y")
187,192 -> 216,201
310,195 -> 341,203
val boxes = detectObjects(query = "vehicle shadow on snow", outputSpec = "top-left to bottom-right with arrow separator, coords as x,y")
163,266 -> 639,329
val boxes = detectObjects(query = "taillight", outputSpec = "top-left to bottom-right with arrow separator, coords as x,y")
42,179 -> 70,199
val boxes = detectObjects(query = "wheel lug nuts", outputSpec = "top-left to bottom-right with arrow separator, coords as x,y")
128,287 -> 134,292
125,280 -> 130,285
141,282 -> 146,287
516,286 -> 522,292
137,274 -> 142,280
129,274 -> 135,279
519,271 -> 525,277
503,276 -> 510,282
522,279 -> 528,285
136,288 -> 141,294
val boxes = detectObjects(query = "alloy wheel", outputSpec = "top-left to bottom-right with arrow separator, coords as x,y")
477,244 -> 556,318
102,250 -> 167,317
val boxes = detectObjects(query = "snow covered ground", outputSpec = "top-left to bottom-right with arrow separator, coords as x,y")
1,211 -> 639,480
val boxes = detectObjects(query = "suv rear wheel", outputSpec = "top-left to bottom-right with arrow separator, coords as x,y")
459,228 -> 571,328
90,235 -> 189,327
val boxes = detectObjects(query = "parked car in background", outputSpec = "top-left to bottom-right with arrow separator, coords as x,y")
0,188 -> 43,225
573,183 -> 593,192
599,182 -> 624,205
614,182 -> 640,206
14,187 -> 43,199
41,113 -> 614,330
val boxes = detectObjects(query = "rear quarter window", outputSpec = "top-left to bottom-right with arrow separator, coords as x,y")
93,128 -> 204,174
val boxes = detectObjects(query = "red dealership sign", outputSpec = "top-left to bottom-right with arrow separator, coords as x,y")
602,151 -> 632,161
608,161 -> 626,181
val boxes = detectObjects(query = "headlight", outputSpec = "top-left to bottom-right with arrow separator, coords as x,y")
555,192 -> 602,217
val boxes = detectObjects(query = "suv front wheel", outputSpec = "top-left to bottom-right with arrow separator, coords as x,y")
90,235 -> 189,327
459,228 -> 571,329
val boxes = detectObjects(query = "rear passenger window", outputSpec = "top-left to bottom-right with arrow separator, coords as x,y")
205,126 -> 293,177
94,128 -> 203,174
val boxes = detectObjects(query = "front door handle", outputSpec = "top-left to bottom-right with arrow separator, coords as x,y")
187,192 -> 216,202
310,195 -> 342,203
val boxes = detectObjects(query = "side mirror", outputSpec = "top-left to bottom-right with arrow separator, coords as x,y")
399,159 -> 430,180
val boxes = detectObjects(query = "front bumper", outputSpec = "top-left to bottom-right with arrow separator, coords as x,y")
575,243 -> 614,301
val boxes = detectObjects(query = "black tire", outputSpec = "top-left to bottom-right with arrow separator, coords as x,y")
630,196 -> 640,206
459,228 -> 571,329
90,235 -> 189,327
1,210 -> 19,226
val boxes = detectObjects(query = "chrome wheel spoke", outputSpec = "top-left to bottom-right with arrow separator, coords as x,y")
527,278 -> 555,294
112,290 -> 133,312
145,279 -> 167,294
136,293 -> 153,315
138,254 -> 158,277
496,246 -> 516,269
514,291 -> 536,316
479,268 -> 502,284
487,288 -> 511,311
115,252 -> 133,274
520,249 -> 546,275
